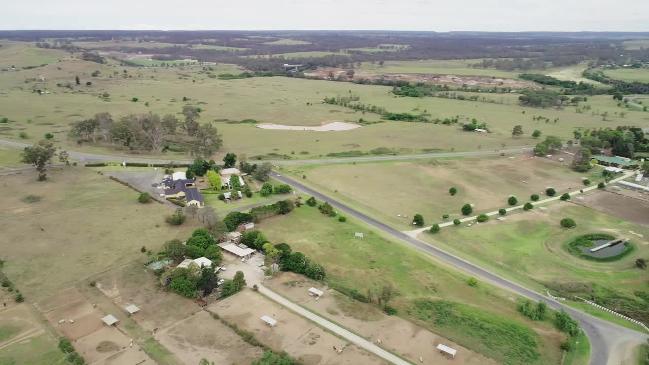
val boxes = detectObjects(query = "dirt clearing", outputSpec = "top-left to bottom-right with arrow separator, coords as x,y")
157,311 -> 263,365
208,289 -> 387,365
266,273 -> 497,365
575,190 -> 649,226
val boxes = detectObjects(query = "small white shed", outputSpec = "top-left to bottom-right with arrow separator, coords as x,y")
260,315 -> 277,327
124,304 -> 140,315
193,257 -> 213,268
354,232 -> 364,239
436,343 -> 457,359
308,287 -> 324,297
101,314 -> 119,326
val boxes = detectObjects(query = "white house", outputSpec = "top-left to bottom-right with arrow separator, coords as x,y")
193,257 -> 213,268
172,171 -> 187,181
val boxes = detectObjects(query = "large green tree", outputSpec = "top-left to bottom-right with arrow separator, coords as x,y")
22,140 -> 56,181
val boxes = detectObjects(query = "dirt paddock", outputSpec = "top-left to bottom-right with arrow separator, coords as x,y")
157,310 -> 263,365
208,289 -> 387,365
575,189 -> 649,226
266,273 -> 496,365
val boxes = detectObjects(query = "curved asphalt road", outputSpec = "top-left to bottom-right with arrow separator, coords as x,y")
270,171 -> 648,365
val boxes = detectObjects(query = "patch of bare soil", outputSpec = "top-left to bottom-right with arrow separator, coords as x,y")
575,190 -> 649,226
157,310 -> 262,365
208,289 -> 386,365
266,273 -> 498,365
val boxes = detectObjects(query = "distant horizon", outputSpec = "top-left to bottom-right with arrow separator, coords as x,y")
3,0 -> 648,32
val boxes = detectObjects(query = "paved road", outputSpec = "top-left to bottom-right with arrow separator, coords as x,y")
257,285 -> 412,365
0,138 -> 532,166
270,171 -> 648,365
405,171 -> 636,236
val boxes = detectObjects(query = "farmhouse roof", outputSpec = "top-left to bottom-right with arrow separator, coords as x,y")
594,155 -> 634,166
172,171 -> 187,181
193,257 -> 212,268
177,258 -> 193,269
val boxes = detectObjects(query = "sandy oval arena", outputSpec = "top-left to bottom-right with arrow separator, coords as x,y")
256,121 -> 360,131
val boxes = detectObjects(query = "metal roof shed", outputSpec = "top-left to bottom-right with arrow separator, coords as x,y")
124,304 -> 140,315
260,315 -> 277,327
308,287 -> 324,297
101,314 -> 119,326
436,343 -> 457,358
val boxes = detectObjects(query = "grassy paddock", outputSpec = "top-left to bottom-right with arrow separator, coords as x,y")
284,156 -> 602,229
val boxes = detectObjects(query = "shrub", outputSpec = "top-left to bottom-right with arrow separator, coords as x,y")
476,214 -> 489,223
44,132 -> 54,139
430,224 -> 440,233
260,183 -> 274,197
597,182 -> 605,189
560,193 -> 570,201
498,208 -> 507,216
523,202 -> 534,210
530,194 -> 540,201
18,131 -> 28,139
318,202 -> 336,217
554,310 -> 580,337
58,338 -> 75,353
384,305 -> 398,315
14,292 -> 24,302
412,214 -> 424,226
453,219 -> 461,226
131,97 -> 138,102
138,192 -> 152,203
165,208 -> 186,225
635,258 -> 647,270
461,204 -> 473,216
442,214 -> 449,219
582,178 -> 591,186
467,277 -> 478,287
518,299 -> 547,321
273,184 -> 292,194
338,216 -> 347,222
449,187 -> 457,196
508,196 -> 518,206
545,187 -> 556,196
305,196 -> 317,206
560,218 -> 576,228
224,211 -> 253,231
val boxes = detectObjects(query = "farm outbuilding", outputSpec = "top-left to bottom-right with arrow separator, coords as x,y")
219,242 -> 255,259
101,314 -> 119,326
124,304 -> 140,315
308,287 -> 324,297
436,343 -> 457,359
260,315 -> 277,327
193,257 -> 213,268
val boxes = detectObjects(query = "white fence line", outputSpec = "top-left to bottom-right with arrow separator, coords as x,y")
576,296 -> 649,333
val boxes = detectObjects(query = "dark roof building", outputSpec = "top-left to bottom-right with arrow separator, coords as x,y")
163,177 -> 204,207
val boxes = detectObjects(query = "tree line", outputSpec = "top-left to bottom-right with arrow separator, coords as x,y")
69,106 -> 222,157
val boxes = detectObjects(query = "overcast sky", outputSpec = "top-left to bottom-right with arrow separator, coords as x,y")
2,0 -> 649,32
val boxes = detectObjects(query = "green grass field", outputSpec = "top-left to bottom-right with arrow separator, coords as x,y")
283,156 -> 603,229
257,205 -> 577,365
0,333 -> 65,365
0,168 -> 196,301
422,203 -> 649,323
1,43 -> 647,162
0,42 -> 68,69
603,68 -> 649,83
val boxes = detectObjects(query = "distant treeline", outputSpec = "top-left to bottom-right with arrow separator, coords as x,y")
584,69 -> 649,94
17,30 -> 648,73
519,74 -> 601,94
